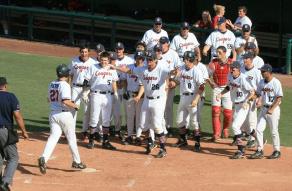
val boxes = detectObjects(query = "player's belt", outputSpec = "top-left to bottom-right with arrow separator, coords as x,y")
92,90 -> 113,95
234,101 -> 244,104
182,92 -> 194,96
146,96 -> 160,99
263,105 -> 271,108
128,91 -> 138,97
73,83 -> 89,87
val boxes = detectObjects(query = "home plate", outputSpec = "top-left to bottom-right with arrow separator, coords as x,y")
82,168 -> 99,173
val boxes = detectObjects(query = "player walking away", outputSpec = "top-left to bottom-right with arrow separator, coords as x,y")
0,77 -> 29,191
207,46 -> 233,141
142,17 -> 169,51
216,61 -> 255,159
170,21 -> 201,63
203,17 -> 236,61
234,24 -> 258,60
69,44 -> 95,141
249,64 -> 283,159
169,51 -> 205,152
114,42 -> 134,142
123,51 -> 146,145
38,64 -> 86,175
83,52 -> 119,150
240,51 -> 263,148
95,43 -> 105,63
245,42 -> 264,69
160,36 -> 181,136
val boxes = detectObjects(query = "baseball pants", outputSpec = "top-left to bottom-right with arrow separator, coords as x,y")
125,95 -> 143,137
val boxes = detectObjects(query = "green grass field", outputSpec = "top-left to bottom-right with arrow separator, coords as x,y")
0,49 -> 291,146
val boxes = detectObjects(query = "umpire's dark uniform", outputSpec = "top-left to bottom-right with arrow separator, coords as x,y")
0,77 -> 20,190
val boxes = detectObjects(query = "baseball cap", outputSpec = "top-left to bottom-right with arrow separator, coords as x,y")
115,42 -> 125,49
96,43 -> 105,52
109,52 -> 117,60
159,36 -> 169,44
145,51 -> 157,60
242,24 -> 251,32
0,77 -> 8,86
259,64 -> 273,72
246,42 -> 257,50
230,61 -> 241,69
153,44 -> 162,52
181,21 -> 190,29
136,40 -> 146,49
134,51 -> 145,60
154,17 -> 162,24
242,51 -> 255,59
217,17 -> 226,25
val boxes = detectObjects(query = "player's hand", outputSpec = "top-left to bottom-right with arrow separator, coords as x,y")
255,99 -> 262,108
210,82 -> 217,89
168,81 -> 176,89
266,109 -> 273,115
133,96 -> 140,103
22,131 -> 29,140
242,102 -> 249,110
216,93 -> 222,101
191,100 -> 198,107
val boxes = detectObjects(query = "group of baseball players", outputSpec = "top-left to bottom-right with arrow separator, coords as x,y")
37,15 -> 284,175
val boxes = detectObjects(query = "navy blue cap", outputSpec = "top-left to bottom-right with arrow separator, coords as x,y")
0,77 -> 8,86
231,61 -> 241,69
145,51 -> 157,60
109,52 -> 117,60
115,42 -> 125,49
134,51 -> 145,60
96,43 -> 105,52
246,42 -> 257,50
153,44 -> 162,51
242,51 -> 255,59
259,64 -> 273,72
217,17 -> 226,25
242,24 -> 251,32
181,21 -> 190,29
159,36 -> 169,44
154,17 -> 162,24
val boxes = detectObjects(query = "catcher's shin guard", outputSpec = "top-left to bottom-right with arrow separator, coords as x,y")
212,106 -> 221,139
223,109 -> 232,138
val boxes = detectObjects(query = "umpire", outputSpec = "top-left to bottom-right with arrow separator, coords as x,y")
0,77 -> 29,191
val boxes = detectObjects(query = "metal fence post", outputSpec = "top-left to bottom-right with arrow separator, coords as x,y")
69,17 -> 74,45
286,39 -> 292,74
111,21 -> 116,50
28,14 -> 33,40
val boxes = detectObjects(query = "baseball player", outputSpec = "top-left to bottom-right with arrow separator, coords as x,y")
169,51 -> 205,152
159,36 -> 181,136
113,42 -> 134,141
249,64 -> 283,159
207,46 -> 233,141
95,43 -> 106,62
83,51 -> 119,150
245,42 -> 264,69
203,17 -> 236,61
217,61 -> 255,159
170,21 -> 201,62
68,44 -> 96,140
38,64 -> 86,175
241,51 -> 263,148
142,17 -> 169,51
123,51 -> 146,144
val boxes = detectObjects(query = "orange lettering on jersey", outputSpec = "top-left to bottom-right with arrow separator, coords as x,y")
95,71 -> 112,78
74,65 -> 89,72
143,75 -> 158,83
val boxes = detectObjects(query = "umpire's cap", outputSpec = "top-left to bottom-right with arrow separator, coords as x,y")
183,51 -> 195,62
0,77 -> 8,86
56,64 -> 70,78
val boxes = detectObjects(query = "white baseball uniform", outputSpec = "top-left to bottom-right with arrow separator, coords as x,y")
113,56 -> 134,131
69,56 -> 95,133
205,29 -> 236,59
228,73 -> 254,135
142,29 -> 169,51
84,64 -> 119,128
138,64 -> 170,134
124,64 -> 146,137
41,80 -> 82,164
176,65 -> 204,129
161,48 -> 181,130
235,36 -> 258,58
238,54 -> 264,69
256,77 -> 283,152
170,32 -> 200,60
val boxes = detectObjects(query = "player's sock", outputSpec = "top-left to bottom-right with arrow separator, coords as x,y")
179,126 -> 187,141
157,133 -> 166,150
194,129 -> 201,143
102,126 -> 110,142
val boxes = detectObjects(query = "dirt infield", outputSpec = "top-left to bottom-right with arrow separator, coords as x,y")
1,37 -> 292,191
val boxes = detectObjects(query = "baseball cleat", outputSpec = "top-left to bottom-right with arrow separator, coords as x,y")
102,141 -> 117,150
38,157 -> 47,174
145,143 -> 157,154
156,149 -> 167,158
246,139 -> 256,148
135,137 -> 142,146
87,140 -> 95,149
267,151 -> 281,159
194,143 -> 201,152
72,161 -> 87,169
94,132 -> 103,143
124,136 -> 134,145
174,138 -> 188,147
249,150 -> 264,159
230,151 -> 245,159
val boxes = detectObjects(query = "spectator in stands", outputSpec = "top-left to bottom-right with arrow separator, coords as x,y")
235,24 -> 258,58
226,6 -> 252,32
212,4 -> 225,29
194,10 -> 212,30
